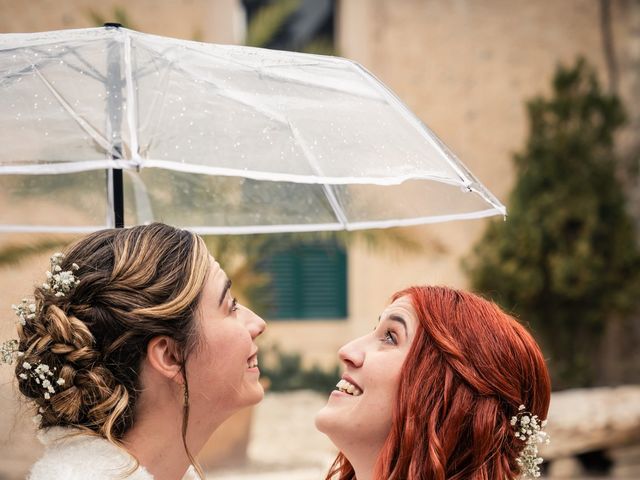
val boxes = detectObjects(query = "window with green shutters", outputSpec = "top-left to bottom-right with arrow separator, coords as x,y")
254,241 -> 347,320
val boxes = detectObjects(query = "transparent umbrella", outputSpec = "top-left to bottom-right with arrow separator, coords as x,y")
0,25 -> 505,234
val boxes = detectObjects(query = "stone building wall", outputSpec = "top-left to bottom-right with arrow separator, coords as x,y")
0,0 -> 639,373
338,1 -> 640,383
0,0 -> 244,44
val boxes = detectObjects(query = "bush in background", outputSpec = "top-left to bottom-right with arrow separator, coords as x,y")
465,58 -> 640,389
259,344 -> 340,394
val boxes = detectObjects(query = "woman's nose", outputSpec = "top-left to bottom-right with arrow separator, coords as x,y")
245,306 -> 266,338
338,336 -> 365,368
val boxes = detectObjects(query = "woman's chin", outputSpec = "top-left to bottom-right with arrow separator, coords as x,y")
314,403 -> 340,436
243,381 -> 265,407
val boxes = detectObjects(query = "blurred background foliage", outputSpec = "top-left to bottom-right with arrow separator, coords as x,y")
258,343 -> 340,393
3,2 -> 639,393
465,58 -> 640,389
202,229 -> 422,317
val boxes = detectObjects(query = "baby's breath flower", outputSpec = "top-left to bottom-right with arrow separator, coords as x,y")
513,405 -> 549,479
0,339 -> 20,365
42,252 -> 80,297
2,252 -> 80,406
16,360 -> 65,401
12,299 -> 35,325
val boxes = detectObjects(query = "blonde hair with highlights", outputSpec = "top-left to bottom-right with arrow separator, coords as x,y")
14,223 -> 210,478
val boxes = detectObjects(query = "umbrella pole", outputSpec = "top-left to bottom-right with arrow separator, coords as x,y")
112,162 -> 124,229
106,22 -> 125,229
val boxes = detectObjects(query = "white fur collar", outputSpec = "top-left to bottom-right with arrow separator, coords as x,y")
29,427 -> 197,480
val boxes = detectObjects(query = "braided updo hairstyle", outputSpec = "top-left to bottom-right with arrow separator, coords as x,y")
326,286 -> 551,480
14,223 -> 209,450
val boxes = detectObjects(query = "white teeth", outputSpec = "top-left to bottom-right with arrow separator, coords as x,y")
248,360 -> 258,368
335,378 -> 362,396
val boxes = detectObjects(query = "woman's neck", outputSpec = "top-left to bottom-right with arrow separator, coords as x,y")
122,401 -> 226,480
350,458 -> 375,480
123,413 -> 191,480
338,441 -> 382,480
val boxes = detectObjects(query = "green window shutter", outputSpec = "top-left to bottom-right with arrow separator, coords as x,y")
257,241 -> 347,320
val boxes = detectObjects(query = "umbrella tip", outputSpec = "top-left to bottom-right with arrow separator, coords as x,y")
104,22 -> 122,29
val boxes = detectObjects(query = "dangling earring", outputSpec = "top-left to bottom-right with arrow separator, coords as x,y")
182,384 -> 189,407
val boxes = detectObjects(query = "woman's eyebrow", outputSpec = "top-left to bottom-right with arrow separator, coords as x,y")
388,314 -> 409,337
378,313 -> 409,337
218,279 -> 232,307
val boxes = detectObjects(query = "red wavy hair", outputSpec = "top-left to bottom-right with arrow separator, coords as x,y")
325,286 -> 551,480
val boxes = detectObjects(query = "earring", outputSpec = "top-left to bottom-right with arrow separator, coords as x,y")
183,384 -> 189,407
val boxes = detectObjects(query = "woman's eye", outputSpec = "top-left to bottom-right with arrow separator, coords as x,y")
382,329 -> 397,345
231,297 -> 239,312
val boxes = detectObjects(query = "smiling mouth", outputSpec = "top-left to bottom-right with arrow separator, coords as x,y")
247,352 -> 259,369
335,378 -> 362,396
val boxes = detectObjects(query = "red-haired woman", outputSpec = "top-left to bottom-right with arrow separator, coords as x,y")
315,286 -> 551,480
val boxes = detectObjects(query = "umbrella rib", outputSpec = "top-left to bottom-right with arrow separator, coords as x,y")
29,44 -> 106,82
287,120 -> 350,228
343,209 -> 504,230
135,60 -> 292,156
29,43 -> 108,83
149,42 -> 383,102
212,88 -> 289,124
0,50 -> 103,88
134,60 -> 173,158
65,46 -> 107,83
351,62 -> 477,185
0,208 -> 504,235
31,64 -> 121,159
123,32 -> 140,164
125,170 -> 154,223
134,159 -> 466,187
160,60 -> 290,125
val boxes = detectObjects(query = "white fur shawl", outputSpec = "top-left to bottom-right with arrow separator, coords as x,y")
28,427 -> 198,480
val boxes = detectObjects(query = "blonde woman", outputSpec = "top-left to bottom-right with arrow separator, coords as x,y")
3,223 -> 265,479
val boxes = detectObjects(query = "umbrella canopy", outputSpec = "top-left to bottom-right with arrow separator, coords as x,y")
0,26 -> 505,234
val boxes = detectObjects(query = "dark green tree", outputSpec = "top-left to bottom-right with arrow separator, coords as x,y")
464,58 -> 640,389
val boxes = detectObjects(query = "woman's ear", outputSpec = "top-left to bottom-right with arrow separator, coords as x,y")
146,336 -> 183,384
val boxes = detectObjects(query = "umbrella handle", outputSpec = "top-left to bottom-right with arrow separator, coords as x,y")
113,168 -> 124,228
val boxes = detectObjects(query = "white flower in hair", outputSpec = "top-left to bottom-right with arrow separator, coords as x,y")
0,339 -> 20,365
17,360 -> 66,401
45,253 -> 80,297
1,253 -> 81,388
12,298 -> 36,325
512,405 -> 550,479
